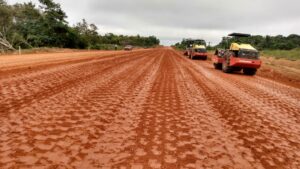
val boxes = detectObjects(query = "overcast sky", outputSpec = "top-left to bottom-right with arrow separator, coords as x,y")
7,0 -> 300,46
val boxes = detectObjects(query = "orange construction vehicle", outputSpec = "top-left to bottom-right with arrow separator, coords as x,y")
183,39 -> 208,60
212,33 -> 262,75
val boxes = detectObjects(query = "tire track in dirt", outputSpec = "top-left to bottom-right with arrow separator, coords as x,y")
242,75 -> 300,100
0,50 -> 147,80
0,50 -> 161,168
0,50 -> 143,77
0,50 -> 148,98
171,51 -> 264,169
196,61 -> 300,111
216,75 -> 300,120
80,51 -> 164,169
0,48 -> 299,169
127,50 -> 186,169
192,62 -> 300,125
126,49 -> 260,169
191,60 -> 300,140
178,52 -> 300,168
0,50 -> 152,117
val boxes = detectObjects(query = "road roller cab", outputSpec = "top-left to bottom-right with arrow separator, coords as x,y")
214,33 -> 262,75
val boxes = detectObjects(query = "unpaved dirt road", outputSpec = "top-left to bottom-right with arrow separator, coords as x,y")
0,48 -> 299,169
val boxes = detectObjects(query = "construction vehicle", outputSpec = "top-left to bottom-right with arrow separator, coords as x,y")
183,39 -> 207,60
124,45 -> 133,51
212,33 -> 262,75
212,49 -> 225,70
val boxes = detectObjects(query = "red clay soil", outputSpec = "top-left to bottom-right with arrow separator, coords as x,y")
0,48 -> 299,169
257,68 -> 300,89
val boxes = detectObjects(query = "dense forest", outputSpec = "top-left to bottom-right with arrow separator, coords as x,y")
0,0 -> 160,51
173,34 -> 300,50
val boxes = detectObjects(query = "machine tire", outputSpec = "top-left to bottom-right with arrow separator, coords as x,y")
243,68 -> 257,76
183,51 -> 188,56
235,68 -> 242,72
214,63 -> 222,70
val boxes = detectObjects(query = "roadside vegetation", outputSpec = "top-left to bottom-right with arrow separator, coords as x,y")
216,35 -> 300,61
174,34 -> 300,51
262,48 -> 300,61
173,35 -> 300,61
0,0 -> 160,52
216,35 -> 300,50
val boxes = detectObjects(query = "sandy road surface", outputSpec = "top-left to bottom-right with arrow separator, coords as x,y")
0,48 -> 299,169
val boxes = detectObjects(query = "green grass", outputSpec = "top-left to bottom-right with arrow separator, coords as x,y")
262,48 -> 300,61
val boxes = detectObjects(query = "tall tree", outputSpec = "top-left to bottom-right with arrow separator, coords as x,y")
0,0 -> 15,50
12,2 -> 42,48
0,0 -> 160,50
38,0 -> 69,47
74,19 -> 99,48
39,0 -> 66,23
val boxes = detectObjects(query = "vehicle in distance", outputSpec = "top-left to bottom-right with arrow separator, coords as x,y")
189,45 -> 208,60
212,33 -> 262,75
124,45 -> 133,51
212,49 -> 225,70
183,39 -> 207,60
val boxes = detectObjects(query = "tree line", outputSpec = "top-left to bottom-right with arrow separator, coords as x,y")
173,34 -> 300,51
171,39 -> 201,50
217,34 -> 300,50
0,0 -> 160,51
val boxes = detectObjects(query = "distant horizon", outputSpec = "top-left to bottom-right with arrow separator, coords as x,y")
7,0 -> 300,46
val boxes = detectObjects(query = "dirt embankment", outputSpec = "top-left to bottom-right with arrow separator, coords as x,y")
258,57 -> 300,88
0,48 -> 299,169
